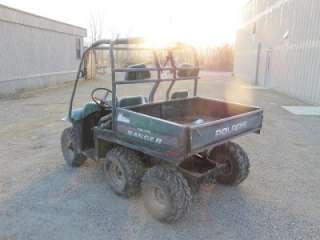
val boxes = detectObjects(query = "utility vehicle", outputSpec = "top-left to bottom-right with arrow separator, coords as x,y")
61,38 -> 263,223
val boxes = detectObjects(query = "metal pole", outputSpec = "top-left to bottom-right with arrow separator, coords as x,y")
193,77 -> 198,96
109,43 -> 117,131
193,49 -> 199,96
149,50 -> 161,102
255,42 -> 261,85
166,51 -> 176,100
69,48 -> 90,121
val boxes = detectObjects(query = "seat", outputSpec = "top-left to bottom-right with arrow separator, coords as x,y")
125,64 -> 151,80
171,90 -> 188,100
119,96 -> 148,108
71,103 -> 101,121
98,96 -> 147,129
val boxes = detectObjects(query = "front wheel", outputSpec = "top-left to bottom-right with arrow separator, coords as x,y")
209,142 -> 250,186
141,166 -> 192,223
61,127 -> 86,167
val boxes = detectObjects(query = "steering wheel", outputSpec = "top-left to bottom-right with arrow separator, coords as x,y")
91,88 -> 113,108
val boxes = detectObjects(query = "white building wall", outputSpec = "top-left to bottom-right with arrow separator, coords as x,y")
0,4 -> 86,96
234,0 -> 320,104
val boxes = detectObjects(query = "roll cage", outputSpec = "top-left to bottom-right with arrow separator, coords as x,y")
69,38 -> 200,131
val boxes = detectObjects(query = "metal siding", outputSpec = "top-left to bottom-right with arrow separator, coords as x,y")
0,4 -> 86,37
235,0 -> 320,104
304,1 -> 313,101
310,0 -> 320,103
234,29 -> 259,83
0,5 -> 85,96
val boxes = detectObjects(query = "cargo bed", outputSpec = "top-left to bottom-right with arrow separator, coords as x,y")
95,97 -> 263,163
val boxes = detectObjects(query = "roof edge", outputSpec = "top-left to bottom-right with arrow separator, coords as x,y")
0,3 -> 87,37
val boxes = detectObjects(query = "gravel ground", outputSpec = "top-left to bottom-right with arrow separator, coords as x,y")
0,72 -> 319,240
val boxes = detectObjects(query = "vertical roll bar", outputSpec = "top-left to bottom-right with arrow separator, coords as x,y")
166,50 -> 177,100
149,50 -> 162,102
193,49 -> 199,96
109,43 -> 117,131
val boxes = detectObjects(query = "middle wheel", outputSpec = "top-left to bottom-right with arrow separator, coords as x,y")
141,166 -> 192,223
104,146 -> 145,198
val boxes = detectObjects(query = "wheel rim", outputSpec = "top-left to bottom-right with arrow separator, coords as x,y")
216,155 -> 233,177
108,161 -> 126,191
154,187 -> 168,206
143,184 -> 170,219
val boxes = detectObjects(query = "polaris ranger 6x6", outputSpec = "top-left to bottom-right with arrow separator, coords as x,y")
61,38 -> 263,223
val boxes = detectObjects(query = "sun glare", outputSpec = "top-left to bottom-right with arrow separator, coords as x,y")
144,36 -> 174,49
0,0 -> 244,47
139,0 -> 243,47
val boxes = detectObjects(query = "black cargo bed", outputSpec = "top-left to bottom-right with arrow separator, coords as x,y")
131,97 -> 259,126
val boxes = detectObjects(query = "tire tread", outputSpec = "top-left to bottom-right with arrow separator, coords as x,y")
142,166 -> 192,223
61,127 -> 86,167
211,142 -> 250,185
105,146 -> 145,197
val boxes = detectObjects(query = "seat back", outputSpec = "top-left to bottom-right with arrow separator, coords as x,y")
171,90 -> 188,100
119,96 -> 148,108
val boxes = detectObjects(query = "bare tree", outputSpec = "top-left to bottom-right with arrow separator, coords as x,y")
84,13 -> 104,80
89,13 -> 104,43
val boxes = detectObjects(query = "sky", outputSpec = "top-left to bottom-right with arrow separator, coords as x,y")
0,0 -> 246,47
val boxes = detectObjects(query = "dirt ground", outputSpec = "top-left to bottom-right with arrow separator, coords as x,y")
0,72 -> 319,240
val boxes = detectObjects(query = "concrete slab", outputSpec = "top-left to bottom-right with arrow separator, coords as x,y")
282,106 -> 320,116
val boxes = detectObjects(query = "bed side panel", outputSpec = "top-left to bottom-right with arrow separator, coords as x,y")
190,110 -> 263,152
115,108 -> 188,161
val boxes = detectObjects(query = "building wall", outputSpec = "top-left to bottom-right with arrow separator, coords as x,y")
234,0 -> 320,104
0,4 -> 86,96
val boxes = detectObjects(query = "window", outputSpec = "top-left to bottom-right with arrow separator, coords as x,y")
76,39 -> 81,59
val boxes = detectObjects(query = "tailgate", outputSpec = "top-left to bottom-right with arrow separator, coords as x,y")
189,109 -> 263,152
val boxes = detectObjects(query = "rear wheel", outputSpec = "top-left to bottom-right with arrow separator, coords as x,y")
209,142 -> 250,185
141,166 -> 192,223
104,147 -> 145,198
61,127 -> 86,167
